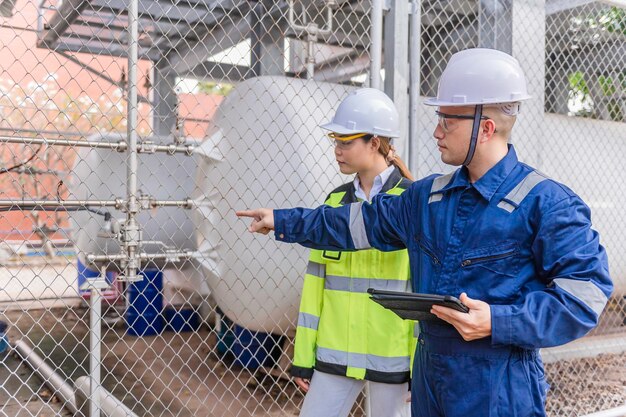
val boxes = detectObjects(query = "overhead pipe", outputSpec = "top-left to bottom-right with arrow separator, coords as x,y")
0,136 -> 195,155
0,135 -> 126,151
287,0 -> 335,79
0,199 -> 121,209
86,250 -> 200,268
0,198 -> 193,211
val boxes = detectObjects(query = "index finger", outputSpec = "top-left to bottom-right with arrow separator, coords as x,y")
235,210 -> 257,218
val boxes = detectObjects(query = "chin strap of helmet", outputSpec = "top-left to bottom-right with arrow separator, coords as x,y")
463,104 -> 483,166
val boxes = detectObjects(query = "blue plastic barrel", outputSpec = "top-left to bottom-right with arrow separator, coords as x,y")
126,269 -> 164,336
216,314 -> 235,356
0,321 -> 8,354
232,325 -> 279,369
164,305 -> 200,333
77,259 -> 116,297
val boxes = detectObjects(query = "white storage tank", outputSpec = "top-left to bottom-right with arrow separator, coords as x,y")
67,133 -> 207,295
193,76 -> 353,333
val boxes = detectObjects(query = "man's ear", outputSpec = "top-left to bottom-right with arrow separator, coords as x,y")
481,119 -> 497,142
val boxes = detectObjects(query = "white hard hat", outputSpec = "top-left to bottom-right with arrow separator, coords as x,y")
321,88 -> 400,138
424,48 -> 532,108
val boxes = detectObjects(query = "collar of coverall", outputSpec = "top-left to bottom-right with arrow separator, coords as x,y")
441,144 -> 518,202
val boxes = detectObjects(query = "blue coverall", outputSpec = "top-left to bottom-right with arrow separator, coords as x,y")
274,146 -> 613,417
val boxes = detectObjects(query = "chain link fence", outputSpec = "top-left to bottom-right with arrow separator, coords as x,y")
0,0 -> 623,416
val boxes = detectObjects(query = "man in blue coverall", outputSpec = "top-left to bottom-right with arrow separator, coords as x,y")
237,48 -> 613,417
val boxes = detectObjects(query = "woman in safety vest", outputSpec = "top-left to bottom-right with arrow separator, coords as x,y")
290,88 -> 415,417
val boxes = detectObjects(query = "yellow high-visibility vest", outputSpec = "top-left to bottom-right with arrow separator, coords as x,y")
291,167 -> 416,383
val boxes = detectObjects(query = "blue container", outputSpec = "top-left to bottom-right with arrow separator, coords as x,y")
0,321 -> 8,354
216,314 -> 235,356
232,325 -> 278,369
77,259 -> 116,296
164,305 -> 200,333
126,269 -> 164,336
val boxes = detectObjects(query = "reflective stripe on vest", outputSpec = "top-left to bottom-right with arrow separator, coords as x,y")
298,312 -> 320,330
497,170 -> 548,213
316,346 -> 410,373
428,172 -> 455,203
324,275 -> 410,293
306,261 -> 325,278
292,175 -> 414,382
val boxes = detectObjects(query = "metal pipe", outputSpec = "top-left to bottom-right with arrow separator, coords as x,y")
325,1 -> 335,33
127,0 -> 139,213
307,36 -> 315,79
125,0 -> 141,282
88,273 -> 104,417
137,142 -> 195,155
0,198 -> 192,211
408,0 -> 421,176
0,136 -> 195,155
287,0 -> 334,34
147,199 -> 193,208
581,404 -> 626,417
370,0 -> 384,89
0,199 -> 120,208
74,376 -> 140,417
288,0 -> 295,29
14,339 -> 78,414
86,250 -> 199,263
0,135 -> 127,151
287,0 -> 334,79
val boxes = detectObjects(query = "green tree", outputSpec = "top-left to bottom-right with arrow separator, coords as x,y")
567,71 -> 593,118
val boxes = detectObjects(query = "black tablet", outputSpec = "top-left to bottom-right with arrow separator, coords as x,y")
367,288 -> 469,321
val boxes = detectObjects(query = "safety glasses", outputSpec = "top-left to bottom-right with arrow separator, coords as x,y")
326,132 -> 368,149
436,111 -> 489,133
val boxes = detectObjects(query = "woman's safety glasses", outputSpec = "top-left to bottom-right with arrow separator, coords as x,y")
326,132 -> 368,149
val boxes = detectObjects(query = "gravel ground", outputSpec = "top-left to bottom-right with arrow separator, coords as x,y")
545,352 -> 626,416
2,306 -> 624,417
3,307 -> 304,417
